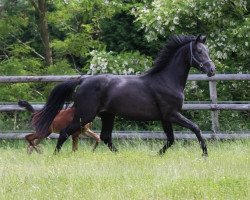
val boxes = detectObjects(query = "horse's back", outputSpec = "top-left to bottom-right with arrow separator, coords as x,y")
77,75 -> 161,120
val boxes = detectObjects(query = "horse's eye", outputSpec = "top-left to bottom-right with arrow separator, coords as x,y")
197,50 -> 202,54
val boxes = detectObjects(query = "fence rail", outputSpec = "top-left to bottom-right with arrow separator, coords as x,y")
0,74 -> 249,139
0,131 -> 249,140
0,103 -> 249,111
0,74 -> 250,83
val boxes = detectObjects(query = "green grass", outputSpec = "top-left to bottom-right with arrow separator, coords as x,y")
0,140 -> 249,200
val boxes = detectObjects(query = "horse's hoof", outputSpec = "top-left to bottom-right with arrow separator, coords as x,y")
158,148 -> 166,156
202,153 -> 208,159
53,148 -> 60,155
112,147 -> 118,153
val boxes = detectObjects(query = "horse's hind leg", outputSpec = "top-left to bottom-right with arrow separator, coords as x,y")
55,118 -> 80,153
170,112 -> 208,157
99,112 -> 117,152
55,95 -> 100,153
55,116 -> 95,153
158,121 -> 174,155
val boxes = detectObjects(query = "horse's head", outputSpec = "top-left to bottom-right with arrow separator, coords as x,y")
190,35 -> 215,77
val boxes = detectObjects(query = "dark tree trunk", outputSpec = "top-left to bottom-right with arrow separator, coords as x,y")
29,0 -> 53,66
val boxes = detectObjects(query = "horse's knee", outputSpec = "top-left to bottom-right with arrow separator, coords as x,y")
100,134 -> 110,143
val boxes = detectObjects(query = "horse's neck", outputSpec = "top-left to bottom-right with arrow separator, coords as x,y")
158,45 -> 190,91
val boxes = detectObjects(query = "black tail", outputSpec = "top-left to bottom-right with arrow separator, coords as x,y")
18,100 -> 35,113
33,78 -> 82,136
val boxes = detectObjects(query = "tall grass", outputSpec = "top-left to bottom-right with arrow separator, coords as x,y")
0,140 -> 249,200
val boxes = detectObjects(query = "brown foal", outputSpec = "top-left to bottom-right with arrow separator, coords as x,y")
18,100 -> 100,154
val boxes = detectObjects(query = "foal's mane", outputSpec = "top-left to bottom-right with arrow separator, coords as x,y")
145,35 -> 196,75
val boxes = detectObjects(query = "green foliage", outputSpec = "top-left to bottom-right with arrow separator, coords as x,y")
133,0 -> 250,72
0,0 -> 249,132
99,12 -> 162,56
48,0 -> 123,66
46,60 -> 76,75
88,50 -> 152,75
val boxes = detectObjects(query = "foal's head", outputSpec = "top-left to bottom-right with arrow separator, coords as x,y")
190,35 -> 215,77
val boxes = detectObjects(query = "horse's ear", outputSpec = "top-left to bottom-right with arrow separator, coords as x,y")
195,34 -> 206,44
201,35 -> 207,43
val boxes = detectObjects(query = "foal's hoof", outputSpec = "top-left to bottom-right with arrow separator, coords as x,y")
92,142 -> 100,152
27,145 -> 34,154
35,145 -> 43,154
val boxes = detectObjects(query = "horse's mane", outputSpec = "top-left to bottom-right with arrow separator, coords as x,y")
145,35 -> 196,75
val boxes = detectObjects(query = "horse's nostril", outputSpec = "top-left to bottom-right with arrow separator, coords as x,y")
210,67 -> 215,73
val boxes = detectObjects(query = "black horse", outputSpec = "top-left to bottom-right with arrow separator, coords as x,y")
34,35 -> 215,156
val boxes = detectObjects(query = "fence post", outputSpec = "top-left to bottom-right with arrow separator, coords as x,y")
209,81 -> 219,134
13,111 -> 17,131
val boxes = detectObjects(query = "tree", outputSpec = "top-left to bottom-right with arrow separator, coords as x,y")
133,0 -> 250,73
28,0 -> 53,66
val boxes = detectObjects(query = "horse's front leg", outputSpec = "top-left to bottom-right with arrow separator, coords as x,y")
158,120 -> 174,155
170,112 -> 208,157
100,112 -> 117,152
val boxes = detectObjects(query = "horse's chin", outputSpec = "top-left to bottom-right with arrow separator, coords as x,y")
207,72 -> 215,77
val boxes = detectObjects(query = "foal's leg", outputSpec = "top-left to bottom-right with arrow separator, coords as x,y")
170,112 -> 208,157
100,112 -> 117,152
71,131 -> 80,152
83,127 -> 100,151
158,121 -> 174,155
25,133 -> 36,154
25,133 -> 43,154
25,131 -> 51,154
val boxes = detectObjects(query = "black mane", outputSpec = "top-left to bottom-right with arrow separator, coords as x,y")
146,35 -> 196,75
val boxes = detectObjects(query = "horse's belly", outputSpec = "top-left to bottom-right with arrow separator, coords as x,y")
105,84 -> 161,120
108,100 -> 161,121
116,110 -> 161,121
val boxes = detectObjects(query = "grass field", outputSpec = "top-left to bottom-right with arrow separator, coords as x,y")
0,139 -> 249,200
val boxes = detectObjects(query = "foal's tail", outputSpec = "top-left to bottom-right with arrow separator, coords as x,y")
32,78 -> 82,137
18,100 -> 35,113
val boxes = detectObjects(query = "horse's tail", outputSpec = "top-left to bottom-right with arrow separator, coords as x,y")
32,78 -> 82,136
18,100 -> 35,113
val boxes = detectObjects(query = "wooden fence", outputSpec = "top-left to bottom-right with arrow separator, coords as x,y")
0,74 -> 249,140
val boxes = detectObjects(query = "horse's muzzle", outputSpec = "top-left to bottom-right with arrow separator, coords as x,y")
207,65 -> 216,77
